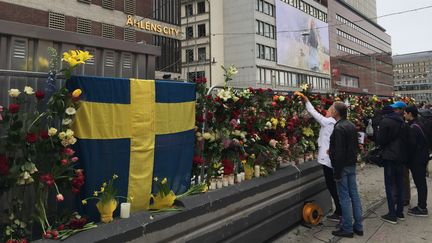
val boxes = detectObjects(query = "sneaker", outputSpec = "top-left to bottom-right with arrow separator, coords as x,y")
408,207 -> 429,217
397,213 -> 405,221
327,213 -> 341,222
354,229 -> 364,236
381,214 -> 397,224
332,229 -> 354,238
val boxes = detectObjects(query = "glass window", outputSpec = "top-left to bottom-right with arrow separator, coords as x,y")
265,46 -> 271,60
198,47 -> 206,62
198,24 -> 206,37
197,1 -> 205,14
186,26 -> 193,39
185,4 -> 193,17
265,69 -> 272,84
186,49 -> 193,62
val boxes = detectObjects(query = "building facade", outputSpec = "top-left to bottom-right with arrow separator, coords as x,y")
328,0 -> 393,96
0,0 -> 182,81
341,0 -> 377,21
181,0 -> 332,92
394,51 -> 432,103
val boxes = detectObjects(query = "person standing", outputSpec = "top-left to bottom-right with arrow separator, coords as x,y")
376,105 -> 407,224
404,105 -> 429,216
298,94 -> 341,221
329,102 -> 363,238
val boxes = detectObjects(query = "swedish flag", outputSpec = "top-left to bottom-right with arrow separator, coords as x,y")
67,76 -> 195,213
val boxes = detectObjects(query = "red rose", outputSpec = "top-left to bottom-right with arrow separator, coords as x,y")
40,130 -> 49,140
8,103 -> 20,114
56,194 -> 64,202
40,173 -> 55,187
35,90 -> 45,100
222,159 -> 234,175
271,102 -> 277,107
63,148 -> 75,156
60,159 -> 68,166
25,133 -> 38,144
0,155 -> 9,176
70,217 -> 87,229
57,224 -> 65,231
193,155 -> 204,165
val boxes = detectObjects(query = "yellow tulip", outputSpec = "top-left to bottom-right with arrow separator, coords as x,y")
161,178 -> 167,185
100,187 -> 105,192
82,199 -> 87,205
93,191 -> 98,197
72,89 -> 82,98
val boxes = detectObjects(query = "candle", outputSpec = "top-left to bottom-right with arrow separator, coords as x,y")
198,175 -> 201,184
120,202 -> 131,219
223,177 -> 229,187
241,172 -> 245,181
228,175 -> 235,185
236,174 -> 242,183
210,181 -> 216,190
216,179 -> 223,189
254,165 -> 260,178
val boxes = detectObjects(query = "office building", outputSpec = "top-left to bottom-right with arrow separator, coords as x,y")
342,0 -> 377,21
394,51 -> 432,103
328,0 -> 393,96
181,0 -> 332,92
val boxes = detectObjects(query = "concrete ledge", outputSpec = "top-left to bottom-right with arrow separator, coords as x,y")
36,160 -> 331,243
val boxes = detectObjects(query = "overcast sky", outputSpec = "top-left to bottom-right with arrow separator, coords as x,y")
377,0 -> 432,55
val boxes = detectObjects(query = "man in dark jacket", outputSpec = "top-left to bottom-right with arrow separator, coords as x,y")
376,105 -> 407,224
330,102 -> 363,238
404,105 -> 429,217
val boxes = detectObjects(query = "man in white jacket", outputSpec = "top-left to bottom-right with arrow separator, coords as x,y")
300,94 -> 341,221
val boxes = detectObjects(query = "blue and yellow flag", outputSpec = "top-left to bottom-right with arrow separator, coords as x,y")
67,76 -> 195,213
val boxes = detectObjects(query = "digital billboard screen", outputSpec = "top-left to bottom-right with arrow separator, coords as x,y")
275,1 -> 330,74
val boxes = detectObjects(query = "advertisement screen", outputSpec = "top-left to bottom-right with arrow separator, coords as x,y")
276,1 -> 330,74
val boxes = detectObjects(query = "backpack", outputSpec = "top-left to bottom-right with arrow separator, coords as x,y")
418,109 -> 432,148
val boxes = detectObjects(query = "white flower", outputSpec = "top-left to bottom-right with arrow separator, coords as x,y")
269,139 -> 278,148
65,107 -> 76,116
232,96 -> 239,102
278,96 -> 285,102
48,127 -> 58,137
61,140 -> 69,147
23,171 -> 30,180
58,132 -> 66,140
8,89 -> 21,98
203,132 -> 212,140
226,65 -> 238,76
217,89 -> 232,102
68,137 -> 77,145
62,118 -> 72,126
265,121 -> 272,129
65,129 -> 74,137
23,86 -> 34,95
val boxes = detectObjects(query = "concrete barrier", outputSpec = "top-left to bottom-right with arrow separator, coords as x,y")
37,160 -> 331,243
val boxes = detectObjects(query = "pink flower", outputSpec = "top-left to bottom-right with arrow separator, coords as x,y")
56,194 -> 64,202
60,159 -> 68,166
63,148 -> 75,156
269,139 -> 278,148
71,157 -> 79,162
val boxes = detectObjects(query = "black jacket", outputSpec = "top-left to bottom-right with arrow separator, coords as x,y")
376,112 -> 407,163
330,119 -> 358,179
407,119 -> 429,166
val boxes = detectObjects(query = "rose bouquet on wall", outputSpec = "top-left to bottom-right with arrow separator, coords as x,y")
0,48 -> 92,241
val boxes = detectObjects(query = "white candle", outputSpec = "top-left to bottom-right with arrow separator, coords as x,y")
228,175 -> 235,185
236,174 -> 242,183
241,172 -> 245,181
223,177 -> 229,187
198,175 -> 201,184
210,181 -> 216,190
254,165 -> 260,178
216,179 -> 223,189
120,202 -> 131,219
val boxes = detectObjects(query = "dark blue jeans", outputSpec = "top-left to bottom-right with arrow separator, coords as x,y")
336,166 -> 363,233
384,160 -> 404,217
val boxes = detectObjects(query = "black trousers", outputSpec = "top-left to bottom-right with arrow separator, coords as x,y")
323,165 -> 342,216
410,162 -> 428,209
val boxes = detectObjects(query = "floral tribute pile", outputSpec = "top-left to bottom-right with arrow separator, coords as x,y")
193,66 -> 414,188
0,49 -> 95,242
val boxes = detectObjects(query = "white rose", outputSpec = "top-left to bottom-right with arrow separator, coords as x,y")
232,96 -> 239,102
8,89 -> 21,97
65,129 -> 74,137
58,132 -> 66,140
24,86 -> 35,95
65,107 -> 76,116
62,118 -> 72,126
68,137 -> 77,145
48,127 -> 58,137
203,132 -> 212,140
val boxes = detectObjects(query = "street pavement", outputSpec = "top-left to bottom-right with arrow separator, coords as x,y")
272,164 -> 432,243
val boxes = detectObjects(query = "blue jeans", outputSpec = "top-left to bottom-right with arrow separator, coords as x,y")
384,160 -> 404,217
336,166 -> 363,233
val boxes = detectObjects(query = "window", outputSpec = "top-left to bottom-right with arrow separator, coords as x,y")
124,0 -> 136,15
256,0 -> 274,16
198,24 -> 206,37
186,26 -> 193,39
186,49 -> 194,62
48,12 -> 65,30
255,20 -> 275,39
188,71 -> 205,81
102,0 -> 114,10
256,44 -> 276,61
197,1 -> 205,14
340,74 -> 359,88
198,47 -> 206,62
185,4 -> 193,17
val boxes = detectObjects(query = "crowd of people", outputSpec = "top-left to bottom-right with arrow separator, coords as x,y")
298,94 -> 430,238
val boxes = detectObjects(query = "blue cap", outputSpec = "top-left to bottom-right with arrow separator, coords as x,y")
390,101 -> 407,109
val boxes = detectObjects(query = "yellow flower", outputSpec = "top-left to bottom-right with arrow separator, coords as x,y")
129,195 -> 134,202
100,187 -> 105,192
302,127 -> 314,137
77,50 -> 93,62
113,174 -> 118,179
72,89 -> 82,98
24,86 -> 35,95
8,89 -> 21,98
202,184 -> 208,192
241,160 -> 247,165
102,182 -> 107,187
81,199 -> 87,205
65,129 -> 74,137
48,127 -> 58,137
161,178 -> 167,185
93,191 -> 98,197
58,132 -> 66,140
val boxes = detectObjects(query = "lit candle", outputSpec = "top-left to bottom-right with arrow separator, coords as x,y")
241,172 -> 245,181
120,202 -> 131,219
254,165 -> 260,178
210,180 -> 216,190
228,175 -> 235,185
223,177 -> 229,187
